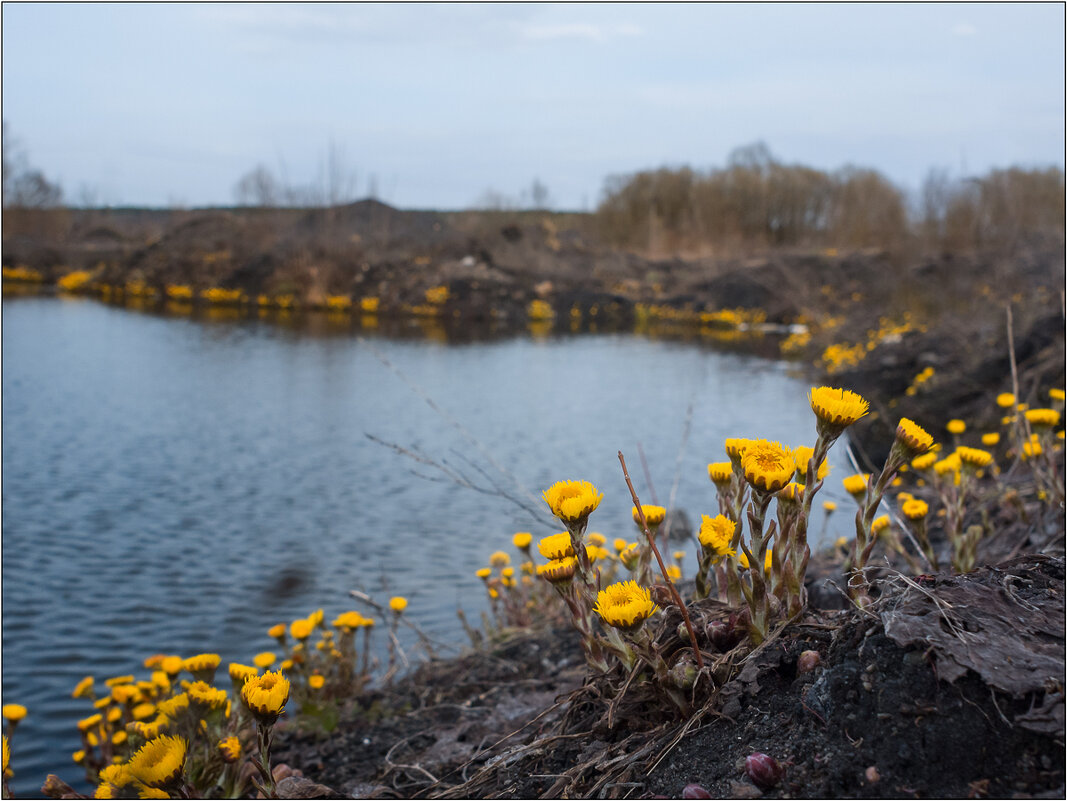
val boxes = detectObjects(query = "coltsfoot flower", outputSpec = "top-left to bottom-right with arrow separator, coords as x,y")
698,514 -> 736,560
872,515 -> 891,535
902,499 -> 929,519
724,438 -> 754,463
587,532 -> 607,546
72,676 -> 94,699
389,596 -> 408,613
267,624 -> 286,640
592,581 -> 659,631
895,418 -> 934,456
217,736 -> 241,764
537,556 -> 577,585
632,504 -> 666,527
619,543 -> 640,571
707,461 -> 733,489
253,652 -> 276,670
956,446 -> 993,469
613,538 -> 628,552
77,713 -> 103,732
823,501 -> 837,512
911,452 -> 938,471
842,473 -> 870,498
792,446 -> 829,482
241,671 -> 290,726
809,386 -> 869,434
741,440 -> 795,494
981,432 -> 1001,446
308,675 -> 325,690
489,550 -> 510,567
290,619 -> 313,640
159,656 -> 183,676
181,653 -> 220,676
475,567 -> 491,580
538,532 -> 575,560
186,681 -> 227,713
946,419 -> 966,435
126,735 -> 187,789
543,480 -> 603,524
737,549 -> 772,573
1025,408 -> 1061,429
778,482 -> 804,504
996,392 -> 1016,408
512,532 -> 533,550
934,453 -> 962,476
2,704 -> 27,723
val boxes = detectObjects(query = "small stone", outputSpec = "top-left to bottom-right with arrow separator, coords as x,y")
865,766 -> 880,784
276,776 -> 342,799
797,650 -> 821,674
728,780 -> 763,798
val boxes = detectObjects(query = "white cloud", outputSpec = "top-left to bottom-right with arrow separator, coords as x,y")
951,22 -> 978,37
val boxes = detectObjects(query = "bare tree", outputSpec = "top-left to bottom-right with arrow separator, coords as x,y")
233,164 -> 280,207
3,121 -> 63,208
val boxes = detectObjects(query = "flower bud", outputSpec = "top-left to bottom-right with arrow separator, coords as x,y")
677,622 -> 691,643
682,783 -> 712,799
669,661 -> 698,690
41,775 -> 75,799
797,650 -> 821,674
706,619 -> 743,652
745,752 -> 783,789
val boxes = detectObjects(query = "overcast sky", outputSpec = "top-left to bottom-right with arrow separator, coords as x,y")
2,2 -> 1063,210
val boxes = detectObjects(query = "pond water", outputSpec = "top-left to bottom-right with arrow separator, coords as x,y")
1,297 -> 855,793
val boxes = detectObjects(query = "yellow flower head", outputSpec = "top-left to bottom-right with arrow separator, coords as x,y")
792,446 -> 829,483
475,567 -> 492,580
537,556 -> 577,585
620,543 -> 641,570
1025,408 -> 1061,429
332,611 -> 367,629
389,596 -> 408,613
538,532 -> 575,560
823,501 -> 837,512
253,652 -> 276,670
111,684 -> 140,705
98,764 -> 133,790
543,480 -> 603,524
105,675 -> 135,688
665,565 -> 681,581
127,735 -> 187,789
132,703 -> 156,721
613,538 -> 628,552
1022,441 -> 1043,459
955,446 -> 994,470
2,704 -> 27,723
633,504 -> 666,527
1049,388 -> 1065,402
592,581 -> 659,631
290,619 -> 313,640
778,482 -> 805,504
72,676 -> 95,699
587,532 -> 607,546
267,623 -> 286,640
895,418 -> 934,456
698,514 -> 736,560
981,432 -> 1000,447
724,438 -> 754,463
871,515 -> 891,535
157,656 -> 182,676
996,392 -> 1016,408
489,550 -> 510,567
809,386 -> 869,433
186,681 -> 227,713
228,664 -> 258,686
741,439 -> 795,494
902,499 -> 929,520
156,693 -> 189,721
241,671 -> 290,725
308,675 -> 325,690
78,713 -> 103,733
934,453 -> 962,476
946,419 -> 966,435
707,461 -> 733,488
588,545 -> 612,563
737,549 -> 772,573
512,532 -> 533,550
911,452 -> 938,471
217,736 -> 241,764
181,653 -> 219,675
842,473 -> 869,498
107,706 -> 122,724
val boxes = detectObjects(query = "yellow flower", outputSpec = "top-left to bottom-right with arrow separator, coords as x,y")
587,545 -> 612,562
127,735 -> 187,788
253,652 -> 276,669
613,538 -> 628,552
778,482 -> 805,504
475,567 -> 492,580
73,749 -> 86,764
489,550 -> 510,567
181,654 -> 220,677
2,704 -> 27,723
105,675 -> 135,688
156,693 -> 189,721
871,515 -> 891,534
741,439 -> 795,494
981,432 -> 1000,447
809,386 -> 869,432
698,514 -> 736,559
934,453 -> 962,476
823,501 -> 837,512
138,784 -> 171,799
281,660 -> 294,670
72,676 -> 95,699
665,565 -> 681,581
996,392 -> 1016,408
228,663 -> 258,685
107,706 -> 122,724
842,473 -> 869,498
724,438 -> 754,462
737,549 -> 772,573
332,611 -> 367,629
512,532 -> 533,550
111,685 -> 140,705
1022,441 -> 1042,459
592,581 -> 659,631
241,671 -> 290,725
902,499 -> 929,520
186,681 -> 227,713
308,675 -> 325,690
267,623 -> 286,639
128,716 -> 170,741
218,736 -> 241,764
911,452 -> 938,471
1025,408 -> 1060,429
112,731 -> 128,746
290,619 -> 313,640
537,557 -> 577,585
93,697 -> 111,709
895,418 -> 934,456
543,480 -> 603,524
538,532 -> 575,560
792,446 -> 829,482
946,419 -> 966,435
389,596 -> 408,613
619,543 -> 641,570
587,532 -> 607,546
632,504 -> 666,527
956,446 -> 994,469
160,656 -> 183,677
78,713 -> 103,732
132,703 -> 156,721
707,461 -> 733,488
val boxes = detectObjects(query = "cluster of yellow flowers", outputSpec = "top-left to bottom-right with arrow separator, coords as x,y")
1,266 -> 44,283
424,285 -> 449,305
527,299 -> 555,321
200,287 -> 246,305
903,366 -> 936,397
820,314 -> 923,374
57,270 -> 94,292
125,280 -> 157,299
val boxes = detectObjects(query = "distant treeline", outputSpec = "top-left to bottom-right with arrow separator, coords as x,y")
594,142 -> 1065,254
